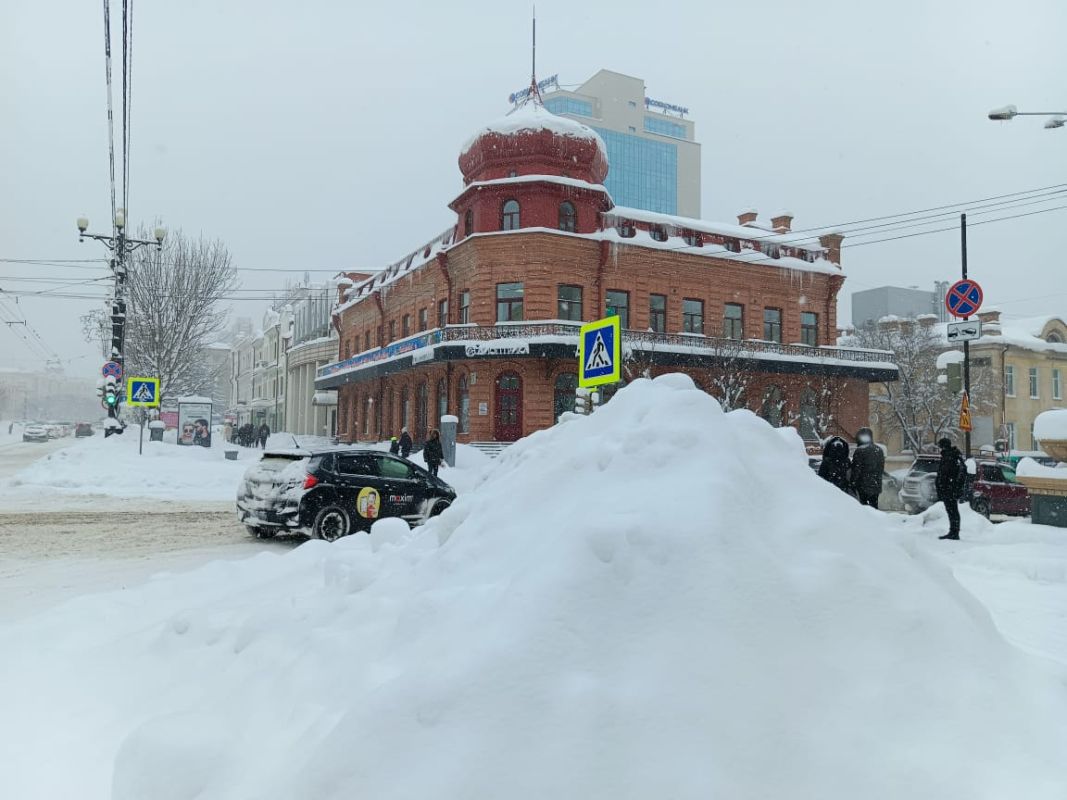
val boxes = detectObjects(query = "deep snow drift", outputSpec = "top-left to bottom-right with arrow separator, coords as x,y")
2,375 -> 1066,799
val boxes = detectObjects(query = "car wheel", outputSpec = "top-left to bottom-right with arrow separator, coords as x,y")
313,505 -> 351,542
972,498 -> 991,518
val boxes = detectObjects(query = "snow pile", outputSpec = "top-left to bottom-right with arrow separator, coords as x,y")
1034,409 -> 1067,443
460,102 -> 607,158
3,429 -> 258,502
1018,457 -> 1067,479
2,375 -> 1067,799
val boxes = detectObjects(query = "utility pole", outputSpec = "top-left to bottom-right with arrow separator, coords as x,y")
961,213 -> 971,458
76,212 -> 164,435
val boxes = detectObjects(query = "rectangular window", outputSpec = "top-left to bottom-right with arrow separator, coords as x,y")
763,308 -> 782,343
649,294 -> 666,333
388,320 -> 396,342
1005,365 -> 1015,397
543,97 -> 594,117
1005,422 -> 1016,450
458,290 -> 471,324
724,303 -> 744,339
605,290 -> 630,329
419,308 -> 428,332
682,298 -> 704,334
496,282 -> 524,322
1029,367 -> 1039,399
402,314 -> 411,338
438,299 -> 449,328
800,312 -> 818,346
557,285 -> 583,321
364,331 -> 371,351
1054,368 -> 1062,400
644,116 -> 687,139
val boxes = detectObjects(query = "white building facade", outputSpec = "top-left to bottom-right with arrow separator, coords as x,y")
285,284 -> 338,437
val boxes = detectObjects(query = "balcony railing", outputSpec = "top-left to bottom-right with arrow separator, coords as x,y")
318,322 -> 893,380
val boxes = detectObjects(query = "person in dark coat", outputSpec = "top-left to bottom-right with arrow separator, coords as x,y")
850,427 -> 885,508
817,436 -> 852,493
423,428 -> 444,478
935,437 -> 967,540
388,436 -> 400,455
258,423 -> 270,449
398,427 -> 413,458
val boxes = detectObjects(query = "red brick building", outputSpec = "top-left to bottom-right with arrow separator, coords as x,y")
317,104 -> 896,445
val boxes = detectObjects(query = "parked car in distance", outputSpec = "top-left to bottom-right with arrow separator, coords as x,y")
899,455 -> 940,513
967,459 -> 1030,518
75,423 -> 94,437
22,424 -> 49,443
237,447 -> 456,541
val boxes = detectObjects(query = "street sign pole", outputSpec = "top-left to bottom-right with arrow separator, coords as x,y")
960,213 -> 971,458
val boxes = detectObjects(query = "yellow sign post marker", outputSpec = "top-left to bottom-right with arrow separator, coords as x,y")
578,316 -> 621,389
126,377 -> 160,408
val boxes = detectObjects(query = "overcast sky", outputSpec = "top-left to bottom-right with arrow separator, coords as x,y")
2,0 -> 1065,378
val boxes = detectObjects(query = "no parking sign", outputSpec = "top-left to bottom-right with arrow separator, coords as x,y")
945,279 -> 983,319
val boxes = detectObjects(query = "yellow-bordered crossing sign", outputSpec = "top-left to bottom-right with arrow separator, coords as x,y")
578,316 -> 621,388
126,376 -> 161,407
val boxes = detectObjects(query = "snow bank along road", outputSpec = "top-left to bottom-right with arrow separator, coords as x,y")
0,436 -> 74,480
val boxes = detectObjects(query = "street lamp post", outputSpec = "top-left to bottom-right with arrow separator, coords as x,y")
988,105 -> 1067,129
77,211 -> 165,434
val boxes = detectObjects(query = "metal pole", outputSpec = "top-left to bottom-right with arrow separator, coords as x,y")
961,213 -> 971,458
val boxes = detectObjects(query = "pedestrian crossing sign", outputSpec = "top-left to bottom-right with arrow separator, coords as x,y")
126,376 -> 160,407
578,316 -> 621,388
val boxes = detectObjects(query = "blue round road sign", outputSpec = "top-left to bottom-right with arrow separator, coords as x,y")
946,279 -> 983,319
102,361 -> 123,379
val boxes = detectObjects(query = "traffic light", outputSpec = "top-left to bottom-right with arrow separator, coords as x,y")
574,388 -> 591,415
946,362 -> 963,394
103,375 -> 120,409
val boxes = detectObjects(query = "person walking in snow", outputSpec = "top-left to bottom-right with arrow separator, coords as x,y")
817,436 -> 852,494
850,427 -> 885,509
398,427 -> 412,458
936,437 -> 967,540
388,435 -> 400,455
423,428 -> 444,478
258,423 -> 270,449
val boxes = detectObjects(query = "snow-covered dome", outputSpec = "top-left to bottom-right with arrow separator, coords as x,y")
458,103 -> 609,185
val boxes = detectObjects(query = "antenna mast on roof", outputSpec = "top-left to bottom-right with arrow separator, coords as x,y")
527,7 -> 543,106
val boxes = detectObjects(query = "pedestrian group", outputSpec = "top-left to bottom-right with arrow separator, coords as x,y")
231,422 -> 271,448
817,427 -> 968,540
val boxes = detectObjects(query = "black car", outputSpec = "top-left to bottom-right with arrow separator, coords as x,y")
237,447 -> 456,541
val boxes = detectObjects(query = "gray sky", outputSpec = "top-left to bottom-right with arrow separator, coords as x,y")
2,0 -> 1065,378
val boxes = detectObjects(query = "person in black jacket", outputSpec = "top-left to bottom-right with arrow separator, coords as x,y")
388,436 -> 400,455
850,427 -> 885,508
936,437 -> 967,540
423,428 -> 444,478
817,436 -> 852,494
398,427 -> 413,458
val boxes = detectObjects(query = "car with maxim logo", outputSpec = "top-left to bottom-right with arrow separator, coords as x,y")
237,447 -> 456,541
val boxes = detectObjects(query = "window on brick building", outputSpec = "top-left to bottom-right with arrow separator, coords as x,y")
683,299 -> 704,335
554,373 -> 578,421
760,385 -> 784,427
437,378 -> 448,422
724,303 -> 743,339
616,222 -> 636,238
501,199 -> 521,231
388,320 -> 396,342
458,290 -> 471,324
496,282 -> 524,322
402,314 -> 411,338
364,330 -> 371,351
419,308 -> 428,332
464,208 -> 473,237
801,312 -> 818,347
761,243 -> 781,259
605,290 -> 630,329
649,226 -> 667,242
438,298 -> 449,328
558,202 -> 577,232
558,285 -> 582,321
683,232 -> 702,247
649,294 -> 666,333
763,308 -> 782,343
724,239 -> 741,253
457,374 -> 470,433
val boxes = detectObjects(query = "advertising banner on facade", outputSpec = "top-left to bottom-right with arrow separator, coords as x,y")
177,401 -> 213,447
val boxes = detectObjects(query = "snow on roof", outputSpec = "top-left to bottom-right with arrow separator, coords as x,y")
461,174 -> 613,199
1034,409 -> 1067,443
177,395 -> 213,404
460,103 -> 607,159
935,350 -> 965,368
604,206 -> 826,253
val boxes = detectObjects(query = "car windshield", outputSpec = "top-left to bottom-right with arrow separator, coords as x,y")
909,460 -> 940,474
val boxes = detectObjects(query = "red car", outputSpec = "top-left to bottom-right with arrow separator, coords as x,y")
968,460 -> 1030,518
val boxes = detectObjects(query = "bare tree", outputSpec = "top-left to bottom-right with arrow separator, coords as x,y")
698,336 -> 755,412
81,228 -> 237,403
850,321 -> 994,452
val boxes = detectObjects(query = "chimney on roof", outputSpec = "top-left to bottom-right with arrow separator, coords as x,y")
977,309 -> 1001,325
737,209 -> 758,226
818,232 -> 844,266
771,213 -> 793,233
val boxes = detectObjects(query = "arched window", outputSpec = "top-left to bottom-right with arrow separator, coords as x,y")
553,373 -> 578,422
649,226 -> 667,242
415,381 -> 429,442
558,201 -> 577,232
457,374 -> 470,433
1047,331 -> 1064,343
760,386 -> 783,427
501,199 -> 521,231
464,208 -> 473,237
384,388 -> 394,436
400,386 -> 410,432
798,388 -> 818,442
437,378 -> 448,425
